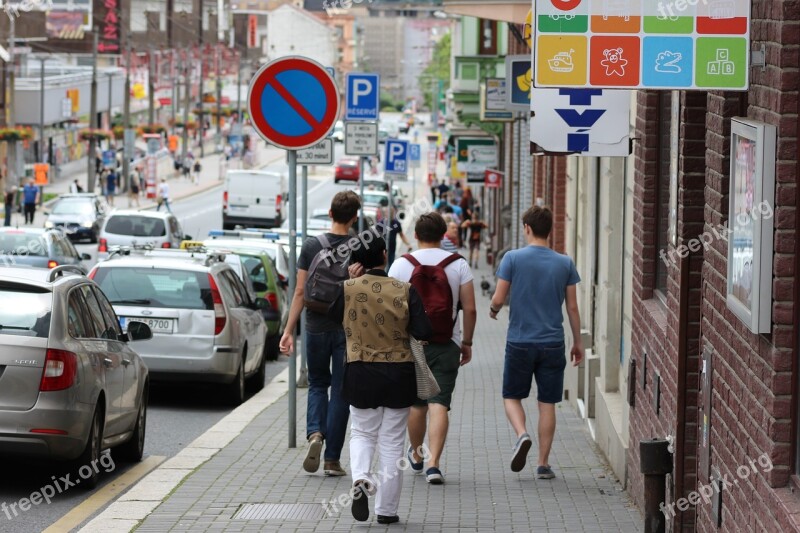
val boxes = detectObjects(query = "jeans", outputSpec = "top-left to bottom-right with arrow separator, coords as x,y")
23,203 -> 35,225
306,329 -> 350,461
3,203 -> 11,226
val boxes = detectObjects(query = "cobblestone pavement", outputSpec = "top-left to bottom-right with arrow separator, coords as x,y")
133,261 -> 643,532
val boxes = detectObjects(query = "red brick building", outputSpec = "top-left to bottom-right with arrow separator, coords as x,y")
627,4 -> 799,531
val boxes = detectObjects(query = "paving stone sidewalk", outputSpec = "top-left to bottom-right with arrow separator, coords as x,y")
133,261 -> 642,533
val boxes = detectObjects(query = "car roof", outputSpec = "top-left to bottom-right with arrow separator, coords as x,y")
203,238 -> 281,252
0,227 -> 48,235
0,265 -> 85,288
57,193 -> 99,199
106,209 -> 172,219
97,252 -> 226,272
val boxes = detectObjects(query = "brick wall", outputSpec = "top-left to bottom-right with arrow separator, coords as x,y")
533,156 -> 567,253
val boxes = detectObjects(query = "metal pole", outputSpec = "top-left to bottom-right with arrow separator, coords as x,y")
88,31 -> 98,193
236,55 -> 242,119
287,150 -> 298,448
171,52 -> 177,134
38,58 -> 47,163
123,35 -> 131,191
148,47 -> 155,125
182,59 -> 190,163
216,45 -> 222,136
106,72 -> 113,129
298,164 -> 309,388
358,156 -> 365,231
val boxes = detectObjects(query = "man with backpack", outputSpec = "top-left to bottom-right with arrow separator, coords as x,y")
387,212 -> 477,484
279,190 -> 362,478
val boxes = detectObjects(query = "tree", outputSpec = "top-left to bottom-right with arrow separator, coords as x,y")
418,32 -> 451,111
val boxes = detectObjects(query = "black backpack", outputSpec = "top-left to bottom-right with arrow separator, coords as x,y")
303,234 -> 350,314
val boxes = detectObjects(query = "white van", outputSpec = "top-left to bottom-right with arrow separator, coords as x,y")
223,169 -> 286,230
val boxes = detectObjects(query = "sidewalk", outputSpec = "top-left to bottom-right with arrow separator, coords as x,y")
80,261 -> 642,532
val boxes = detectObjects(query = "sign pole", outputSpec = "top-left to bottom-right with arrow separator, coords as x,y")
358,156 -> 365,231
287,149 -> 298,449
298,164 -> 309,389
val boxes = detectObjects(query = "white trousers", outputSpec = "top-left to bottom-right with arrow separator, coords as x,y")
349,405 -> 410,517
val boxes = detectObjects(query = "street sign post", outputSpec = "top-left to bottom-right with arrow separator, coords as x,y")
345,73 -> 380,121
485,169 -> 503,188
248,56 -> 340,449
481,78 -> 514,120
409,143 -> 421,168
345,122 -> 378,156
297,138 -> 334,165
384,139 -> 409,179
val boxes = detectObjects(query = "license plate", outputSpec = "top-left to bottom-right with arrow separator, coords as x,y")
120,317 -> 174,334
229,205 -> 246,212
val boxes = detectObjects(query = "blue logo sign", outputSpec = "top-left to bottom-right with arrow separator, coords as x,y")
102,149 -> 116,168
384,139 -> 409,175
345,73 -> 380,121
409,143 -> 421,162
506,56 -> 531,111
642,37 -> 694,88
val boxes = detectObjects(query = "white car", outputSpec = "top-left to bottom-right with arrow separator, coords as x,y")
97,210 -> 190,260
223,169 -> 286,230
331,120 -> 344,143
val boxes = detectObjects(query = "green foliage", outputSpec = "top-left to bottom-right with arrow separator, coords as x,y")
419,32 -> 451,110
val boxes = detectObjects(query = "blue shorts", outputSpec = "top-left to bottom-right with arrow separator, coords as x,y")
502,341 -> 567,404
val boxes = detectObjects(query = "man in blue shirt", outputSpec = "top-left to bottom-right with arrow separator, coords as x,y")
489,205 -> 583,480
22,179 -> 40,225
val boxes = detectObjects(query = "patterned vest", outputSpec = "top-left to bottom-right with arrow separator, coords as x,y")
343,274 -> 413,364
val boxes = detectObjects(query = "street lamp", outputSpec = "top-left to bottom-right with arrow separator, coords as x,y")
37,56 -> 52,163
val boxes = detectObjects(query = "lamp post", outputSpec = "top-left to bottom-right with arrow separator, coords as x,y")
37,57 -> 52,163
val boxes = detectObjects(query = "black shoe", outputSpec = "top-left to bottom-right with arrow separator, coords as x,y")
377,515 -> 400,524
351,482 -> 369,522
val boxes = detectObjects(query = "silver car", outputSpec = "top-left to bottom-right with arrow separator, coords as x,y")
0,265 -> 152,489
97,210 -> 190,260
89,248 -> 269,405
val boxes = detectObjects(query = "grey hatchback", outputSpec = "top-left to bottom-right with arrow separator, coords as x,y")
0,227 -> 91,271
0,266 -> 152,489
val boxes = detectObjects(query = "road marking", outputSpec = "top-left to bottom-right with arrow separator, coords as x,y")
42,455 -> 165,533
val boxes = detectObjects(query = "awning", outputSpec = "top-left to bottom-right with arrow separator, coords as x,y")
442,0 -> 529,24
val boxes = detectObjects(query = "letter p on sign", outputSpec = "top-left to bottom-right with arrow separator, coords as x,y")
346,73 -> 379,121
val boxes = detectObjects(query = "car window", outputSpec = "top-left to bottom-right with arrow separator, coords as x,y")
243,256 -> 267,285
0,282 -> 51,337
81,285 -> 117,340
52,199 -> 94,215
223,270 -> 248,307
93,287 -> 124,339
0,232 -> 48,256
105,215 -> 166,237
92,267 -> 213,310
54,237 -> 74,258
168,217 -> 181,239
67,290 -> 90,338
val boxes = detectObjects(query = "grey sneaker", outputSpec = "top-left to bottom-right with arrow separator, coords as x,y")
510,433 -> 532,472
303,433 -> 323,473
536,465 -> 556,479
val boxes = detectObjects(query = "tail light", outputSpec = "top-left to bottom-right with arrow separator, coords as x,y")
223,191 -> 228,210
40,349 -> 78,392
208,274 -> 226,335
87,267 -> 97,279
275,194 -> 282,217
47,260 -> 58,269
266,292 -> 278,310
161,242 -> 171,248
98,238 -> 108,253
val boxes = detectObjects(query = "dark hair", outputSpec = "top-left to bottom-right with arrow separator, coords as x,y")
330,191 -> 361,224
522,205 -> 552,238
415,212 -> 447,243
351,228 -> 386,269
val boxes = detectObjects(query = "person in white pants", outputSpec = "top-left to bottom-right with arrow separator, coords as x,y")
328,227 -> 432,525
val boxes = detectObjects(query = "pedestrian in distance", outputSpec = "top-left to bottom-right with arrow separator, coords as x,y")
462,214 -> 488,269
192,159 -> 202,185
279,191 -> 363,478
105,169 -> 117,206
490,206 -> 584,479
3,189 -> 14,227
69,179 -> 84,194
156,178 -> 172,213
128,172 -> 141,208
376,216 -> 412,272
329,228 -> 432,525
440,221 -> 459,253
388,212 -> 477,485
22,179 -> 40,225
436,180 -> 449,201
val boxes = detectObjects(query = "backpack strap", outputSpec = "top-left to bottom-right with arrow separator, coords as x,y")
437,253 -> 463,269
402,253 -> 421,267
317,233 -> 331,249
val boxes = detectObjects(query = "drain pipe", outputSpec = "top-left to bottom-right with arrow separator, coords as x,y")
640,437 -> 672,533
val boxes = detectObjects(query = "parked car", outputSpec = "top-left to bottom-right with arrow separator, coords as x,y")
0,227 -> 91,271
0,265 -> 151,488
206,231 -> 291,289
223,169 -> 286,230
334,157 -> 360,184
97,210 -> 190,260
361,179 -> 390,192
44,194 -> 107,243
378,126 -> 389,144
331,120 -> 344,143
89,249 -> 268,404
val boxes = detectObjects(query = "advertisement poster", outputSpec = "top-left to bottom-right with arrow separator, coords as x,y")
730,135 -> 756,308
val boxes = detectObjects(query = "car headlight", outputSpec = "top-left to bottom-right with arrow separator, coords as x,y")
81,221 -> 94,228
44,221 -> 54,228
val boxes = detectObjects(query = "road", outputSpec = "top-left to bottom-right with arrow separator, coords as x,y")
0,118 -> 431,532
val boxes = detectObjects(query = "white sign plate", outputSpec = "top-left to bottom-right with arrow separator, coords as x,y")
345,122 -> 378,156
297,138 -> 334,165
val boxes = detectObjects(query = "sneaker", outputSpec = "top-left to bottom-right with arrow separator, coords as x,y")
407,446 -> 423,474
425,467 -> 444,485
510,433 -> 532,473
536,465 -> 556,479
324,461 -> 347,477
351,482 -> 370,522
377,515 -> 400,524
303,433 -> 323,473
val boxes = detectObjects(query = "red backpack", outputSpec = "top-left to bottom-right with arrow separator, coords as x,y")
402,253 -> 462,344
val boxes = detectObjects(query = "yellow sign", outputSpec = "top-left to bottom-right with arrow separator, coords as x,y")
450,156 -> 464,179
535,36 -> 588,86
524,9 -> 532,49
67,89 -> 80,113
34,163 -> 49,185
180,240 -> 205,250
132,83 -> 146,100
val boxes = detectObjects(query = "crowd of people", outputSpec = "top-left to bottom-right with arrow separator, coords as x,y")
279,191 -> 584,525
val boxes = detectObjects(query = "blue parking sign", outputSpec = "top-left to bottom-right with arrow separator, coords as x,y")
345,73 -> 379,121
384,139 -> 409,177
409,143 -> 421,161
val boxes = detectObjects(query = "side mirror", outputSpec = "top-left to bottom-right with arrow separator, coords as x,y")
81,253 -> 92,260
127,321 -> 153,342
183,234 -> 193,240
254,297 -> 271,310
252,281 -> 268,293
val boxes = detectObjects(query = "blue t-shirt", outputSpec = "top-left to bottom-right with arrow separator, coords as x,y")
497,245 -> 580,344
106,173 -> 117,190
23,185 -> 39,204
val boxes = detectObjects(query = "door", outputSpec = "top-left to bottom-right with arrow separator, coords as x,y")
250,173 -> 281,223
227,172 -> 254,218
220,270 -> 264,374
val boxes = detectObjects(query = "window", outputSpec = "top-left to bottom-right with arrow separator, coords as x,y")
222,270 -> 248,307
0,283 -> 51,338
92,267 -> 213,310
93,287 -> 124,340
105,215 -> 166,237
67,292 -> 89,338
81,285 -> 116,340
654,92 -> 674,301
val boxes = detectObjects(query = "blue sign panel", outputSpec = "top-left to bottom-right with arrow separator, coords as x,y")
509,58 -> 532,109
345,73 -> 380,121
102,149 -> 116,168
384,139 -> 409,176
409,143 -> 421,162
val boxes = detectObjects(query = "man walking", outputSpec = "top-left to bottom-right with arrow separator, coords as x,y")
280,191 -> 362,477
156,178 -> 172,213
388,212 -> 477,484
22,179 -> 40,225
490,206 -> 583,479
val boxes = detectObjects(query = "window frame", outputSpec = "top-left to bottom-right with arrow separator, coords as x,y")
653,92 -> 676,305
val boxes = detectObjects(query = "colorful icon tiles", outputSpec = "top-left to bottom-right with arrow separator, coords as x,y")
533,0 -> 750,90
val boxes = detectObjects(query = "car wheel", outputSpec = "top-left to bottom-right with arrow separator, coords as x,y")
116,384 -> 148,462
226,353 -> 245,406
264,333 -> 280,362
247,347 -> 267,393
74,406 -> 103,490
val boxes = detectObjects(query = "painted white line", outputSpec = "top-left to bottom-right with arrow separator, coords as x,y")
77,367 -> 293,533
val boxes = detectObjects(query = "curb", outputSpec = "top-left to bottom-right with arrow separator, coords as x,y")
77,365 -> 294,533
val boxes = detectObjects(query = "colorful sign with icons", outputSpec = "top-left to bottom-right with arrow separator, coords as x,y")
533,0 -> 750,90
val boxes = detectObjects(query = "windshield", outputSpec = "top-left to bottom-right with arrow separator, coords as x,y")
93,267 -> 213,310
52,200 -> 94,216
362,193 -> 387,205
0,233 -> 48,256
105,215 -> 166,237
0,284 -> 51,337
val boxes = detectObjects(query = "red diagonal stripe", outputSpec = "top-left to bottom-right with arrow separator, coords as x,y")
268,76 -> 320,130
